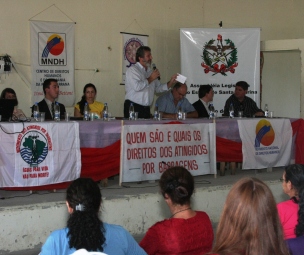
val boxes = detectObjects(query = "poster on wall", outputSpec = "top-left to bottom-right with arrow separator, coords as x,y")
180,28 -> 260,116
120,32 -> 148,84
30,21 -> 75,107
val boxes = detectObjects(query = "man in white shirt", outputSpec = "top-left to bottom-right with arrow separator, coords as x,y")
124,46 -> 177,119
192,85 -> 214,118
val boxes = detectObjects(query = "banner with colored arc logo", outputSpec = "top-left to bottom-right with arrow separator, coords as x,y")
30,21 -> 75,107
238,118 -> 292,169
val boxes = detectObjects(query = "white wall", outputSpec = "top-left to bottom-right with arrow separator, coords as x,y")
1,0 -> 304,117
262,51 -> 301,118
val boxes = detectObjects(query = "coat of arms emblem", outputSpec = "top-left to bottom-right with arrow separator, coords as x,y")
201,34 -> 238,76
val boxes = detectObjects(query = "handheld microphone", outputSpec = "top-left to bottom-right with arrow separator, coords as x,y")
152,63 -> 160,80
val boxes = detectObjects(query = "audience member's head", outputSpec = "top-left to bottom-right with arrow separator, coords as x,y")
1,88 -> 18,105
43,78 -> 59,102
282,164 -> 304,237
282,164 -> 304,198
212,177 -> 289,255
198,85 -> 214,102
66,178 -> 105,251
159,166 -> 194,206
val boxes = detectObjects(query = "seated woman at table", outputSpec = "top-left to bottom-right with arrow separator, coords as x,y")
40,177 -> 147,255
277,164 -> 304,239
139,166 -> 213,255
0,87 -> 26,119
74,83 -> 104,119
209,177 -> 289,255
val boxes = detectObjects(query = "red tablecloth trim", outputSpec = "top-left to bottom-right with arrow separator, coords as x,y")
292,119 -> 304,164
80,140 -> 120,181
216,136 -> 242,162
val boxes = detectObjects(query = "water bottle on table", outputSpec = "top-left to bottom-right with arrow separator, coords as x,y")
264,104 -> 269,117
103,103 -> 108,121
209,104 -> 215,119
177,103 -> 182,120
83,103 -> 89,121
129,103 -> 134,120
153,104 -> 159,120
33,102 -> 39,121
229,103 -> 234,118
54,102 -> 60,121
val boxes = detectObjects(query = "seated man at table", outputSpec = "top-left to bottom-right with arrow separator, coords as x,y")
192,85 -> 214,118
32,78 -> 66,120
223,81 -> 264,117
156,82 -> 198,119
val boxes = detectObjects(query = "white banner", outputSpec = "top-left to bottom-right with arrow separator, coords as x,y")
238,119 -> 292,169
0,122 -> 81,187
121,33 -> 148,84
30,21 -> 75,106
120,123 -> 216,183
180,28 -> 260,115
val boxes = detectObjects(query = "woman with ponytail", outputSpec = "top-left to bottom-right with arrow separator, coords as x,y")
139,166 -> 213,255
74,84 -> 104,119
277,164 -> 304,239
278,164 -> 304,255
40,178 -> 146,255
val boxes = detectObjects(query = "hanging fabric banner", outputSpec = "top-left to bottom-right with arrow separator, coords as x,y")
121,32 -> 148,84
119,122 -> 216,183
238,118 -> 292,169
0,122 -> 81,187
180,28 -> 260,115
30,21 -> 75,107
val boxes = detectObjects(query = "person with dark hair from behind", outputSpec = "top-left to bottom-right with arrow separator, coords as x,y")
124,46 -> 177,119
1,87 -> 26,119
74,83 -> 104,119
40,178 -> 147,255
192,85 -> 214,118
286,178 -> 304,255
32,78 -> 66,120
223,81 -> 264,117
139,166 -> 213,255
277,164 -> 304,240
209,177 -> 289,255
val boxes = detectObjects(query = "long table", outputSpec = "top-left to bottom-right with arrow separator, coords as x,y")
2,118 -> 304,190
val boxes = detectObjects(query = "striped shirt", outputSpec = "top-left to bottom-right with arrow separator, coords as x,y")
223,94 -> 263,117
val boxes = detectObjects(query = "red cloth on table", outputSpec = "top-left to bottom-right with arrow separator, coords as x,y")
80,140 -> 120,181
291,119 -> 304,164
139,211 -> 213,255
216,136 -> 242,162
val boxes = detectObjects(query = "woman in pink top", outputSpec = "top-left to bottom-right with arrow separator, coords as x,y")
277,164 -> 304,239
209,177 -> 289,255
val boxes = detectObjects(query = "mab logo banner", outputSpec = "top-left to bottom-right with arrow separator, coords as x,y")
38,33 -> 67,66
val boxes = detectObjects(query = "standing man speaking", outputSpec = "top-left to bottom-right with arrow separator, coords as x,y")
124,46 -> 177,119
